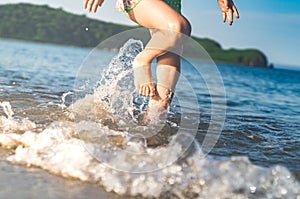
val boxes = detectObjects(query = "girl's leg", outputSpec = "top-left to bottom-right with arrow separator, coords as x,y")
152,52 -> 181,108
146,51 -> 181,121
126,0 -> 191,97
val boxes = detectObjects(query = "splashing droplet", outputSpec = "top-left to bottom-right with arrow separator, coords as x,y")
0,101 -> 14,119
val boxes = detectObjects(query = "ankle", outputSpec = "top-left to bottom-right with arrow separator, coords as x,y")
150,91 -> 172,109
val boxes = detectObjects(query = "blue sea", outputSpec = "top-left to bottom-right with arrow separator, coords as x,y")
0,38 -> 299,199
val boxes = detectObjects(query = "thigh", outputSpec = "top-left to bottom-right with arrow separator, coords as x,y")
126,0 -> 185,30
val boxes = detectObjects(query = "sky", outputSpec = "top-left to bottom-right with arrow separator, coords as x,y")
1,0 -> 300,67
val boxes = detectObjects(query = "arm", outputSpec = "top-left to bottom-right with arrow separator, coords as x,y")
217,0 -> 239,25
84,0 -> 104,13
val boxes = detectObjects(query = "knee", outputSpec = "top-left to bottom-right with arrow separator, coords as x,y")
164,19 -> 191,54
168,18 -> 191,36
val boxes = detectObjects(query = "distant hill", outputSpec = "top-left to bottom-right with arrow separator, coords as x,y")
0,3 -> 270,68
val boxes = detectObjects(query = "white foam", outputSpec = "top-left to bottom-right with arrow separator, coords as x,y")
0,118 -> 299,198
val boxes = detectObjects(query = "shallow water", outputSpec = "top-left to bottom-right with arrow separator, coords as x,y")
0,38 -> 300,198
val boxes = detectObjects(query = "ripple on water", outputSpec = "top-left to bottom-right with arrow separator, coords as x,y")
0,39 -> 299,198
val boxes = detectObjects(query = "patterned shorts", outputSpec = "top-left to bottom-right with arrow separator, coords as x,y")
115,0 -> 181,13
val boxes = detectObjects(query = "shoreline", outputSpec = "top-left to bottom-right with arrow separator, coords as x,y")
0,160 -> 133,199
0,37 -> 280,70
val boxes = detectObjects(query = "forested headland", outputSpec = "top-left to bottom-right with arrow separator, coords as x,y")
0,3 -> 271,68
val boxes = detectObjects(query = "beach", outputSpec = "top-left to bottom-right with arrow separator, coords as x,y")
0,38 -> 299,198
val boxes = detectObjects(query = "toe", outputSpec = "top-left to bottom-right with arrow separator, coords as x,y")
137,85 -> 140,93
142,86 -> 147,96
150,82 -> 156,97
150,86 -> 156,97
139,86 -> 143,95
145,86 -> 150,96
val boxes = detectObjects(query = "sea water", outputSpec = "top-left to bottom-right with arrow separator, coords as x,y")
0,38 -> 300,198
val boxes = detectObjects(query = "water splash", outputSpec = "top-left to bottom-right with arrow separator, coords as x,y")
73,39 -> 162,130
0,101 -> 14,119
94,39 -> 144,119
0,101 -> 36,134
59,91 -> 74,108
0,40 -> 299,199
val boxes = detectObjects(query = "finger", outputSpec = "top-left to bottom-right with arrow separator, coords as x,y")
227,9 -> 233,25
83,0 -> 89,9
99,0 -> 104,6
232,5 -> 239,19
87,0 -> 95,12
92,0 -> 99,13
222,12 -> 226,23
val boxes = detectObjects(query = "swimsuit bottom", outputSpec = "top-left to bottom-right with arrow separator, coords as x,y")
115,0 -> 181,13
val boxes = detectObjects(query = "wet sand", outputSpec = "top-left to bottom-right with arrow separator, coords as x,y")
0,160 -> 134,199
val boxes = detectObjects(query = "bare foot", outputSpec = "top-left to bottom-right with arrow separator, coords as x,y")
146,86 -> 173,123
132,60 -> 156,97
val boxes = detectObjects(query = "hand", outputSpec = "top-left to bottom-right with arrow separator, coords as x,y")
84,0 -> 104,13
217,0 -> 239,25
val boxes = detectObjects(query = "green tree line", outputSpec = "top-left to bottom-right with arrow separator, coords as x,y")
0,3 -> 270,67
